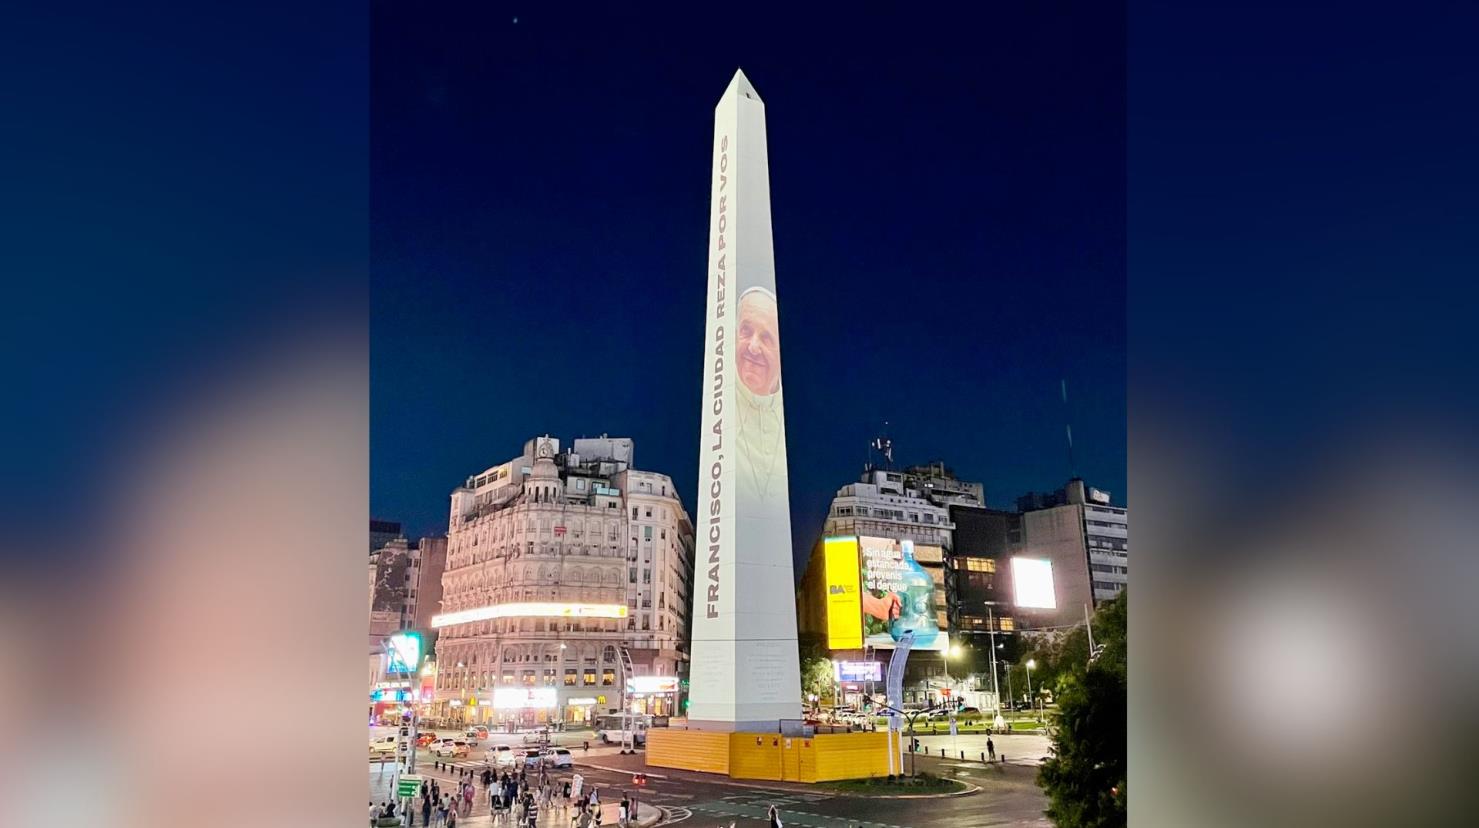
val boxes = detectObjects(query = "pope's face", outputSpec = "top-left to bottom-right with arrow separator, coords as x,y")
738,291 -> 781,395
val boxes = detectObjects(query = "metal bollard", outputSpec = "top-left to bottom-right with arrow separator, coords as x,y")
960,751 -> 965,760
980,753 -> 986,763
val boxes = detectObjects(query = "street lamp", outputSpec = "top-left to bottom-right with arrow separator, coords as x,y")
1025,659 -> 1037,721
943,644 -> 962,704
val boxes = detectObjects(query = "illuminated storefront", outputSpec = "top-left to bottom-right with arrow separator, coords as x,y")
625,676 -> 679,717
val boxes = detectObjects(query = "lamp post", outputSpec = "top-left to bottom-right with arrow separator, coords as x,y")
1025,659 -> 1037,722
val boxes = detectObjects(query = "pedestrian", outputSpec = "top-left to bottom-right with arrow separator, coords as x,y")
421,795 -> 432,827
987,737 -> 996,762
445,805 -> 457,828
370,802 -> 379,826
525,792 -> 540,827
422,781 -> 430,800
767,804 -> 783,828
432,782 -> 441,805
618,799 -> 629,828
437,795 -> 449,826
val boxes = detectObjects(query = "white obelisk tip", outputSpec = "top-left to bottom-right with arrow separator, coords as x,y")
726,67 -> 762,103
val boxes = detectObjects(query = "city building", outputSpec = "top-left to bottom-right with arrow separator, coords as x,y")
371,518 -> 402,556
1015,478 -> 1128,604
947,477 -> 1127,647
797,461 -> 987,705
367,522 -> 450,722
431,435 -> 695,727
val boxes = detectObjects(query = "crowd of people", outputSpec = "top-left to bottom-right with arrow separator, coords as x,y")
372,763 -> 643,827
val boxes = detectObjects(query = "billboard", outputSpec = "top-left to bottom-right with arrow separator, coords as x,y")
493,687 -> 557,709
686,70 -> 804,728
385,631 -> 422,675
431,601 -> 628,629
859,537 -> 947,652
834,661 -> 882,683
823,537 -> 863,649
1011,557 -> 1057,609
626,676 -> 679,694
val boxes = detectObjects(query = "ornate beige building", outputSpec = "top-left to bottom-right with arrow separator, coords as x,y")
431,435 -> 694,726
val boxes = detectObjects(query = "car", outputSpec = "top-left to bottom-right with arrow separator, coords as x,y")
487,744 -> 516,767
958,706 -> 980,715
462,727 -> 485,745
369,735 -> 398,757
523,748 -> 573,769
520,727 -> 551,745
430,738 -> 469,758
416,732 -> 438,747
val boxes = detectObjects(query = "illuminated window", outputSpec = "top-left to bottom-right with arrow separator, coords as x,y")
583,671 -> 596,686
964,558 -> 996,573
999,617 -> 1015,631
564,670 -> 577,686
602,670 -> 615,686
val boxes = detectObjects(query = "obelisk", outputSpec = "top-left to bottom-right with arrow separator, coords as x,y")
687,68 -> 803,731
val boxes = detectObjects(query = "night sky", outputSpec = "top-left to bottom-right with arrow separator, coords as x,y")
371,5 -> 1125,570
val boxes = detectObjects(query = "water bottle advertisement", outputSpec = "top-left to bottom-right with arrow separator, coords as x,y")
858,537 -> 949,652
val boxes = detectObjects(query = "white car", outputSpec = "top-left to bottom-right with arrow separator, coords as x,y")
523,748 -> 573,769
488,744 -> 516,767
520,728 -> 551,745
369,735 -> 397,757
430,738 -> 469,758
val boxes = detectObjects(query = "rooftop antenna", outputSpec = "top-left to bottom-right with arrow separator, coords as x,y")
1062,379 -> 1077,479
870,422 -> 894,470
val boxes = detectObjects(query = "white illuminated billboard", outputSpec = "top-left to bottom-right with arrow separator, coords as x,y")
625,676 -> 679,694
493,687 -> 557,709
1012,557 -> 1057,609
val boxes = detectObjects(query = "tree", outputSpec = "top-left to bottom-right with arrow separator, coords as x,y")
1037,590 -> 1126,828
800,656 -> 834,706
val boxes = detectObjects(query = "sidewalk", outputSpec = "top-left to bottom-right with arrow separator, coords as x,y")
366,800 -> 660,828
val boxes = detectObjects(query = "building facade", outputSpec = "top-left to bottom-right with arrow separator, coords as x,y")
799,463 -> 986,705
431,435 -> 695,727
1015,478 -> 1128,604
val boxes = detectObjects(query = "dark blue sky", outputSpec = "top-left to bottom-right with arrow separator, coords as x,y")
371,4 -> 1125,567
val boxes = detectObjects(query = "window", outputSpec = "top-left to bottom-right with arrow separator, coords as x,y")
629,567 -> 637,583
583,671 -> 596,686
601,669 -> 615,686
643,526 -> 652,540
564,670 -> 577,686
632,507 -> 638,519
522,671 -> 536,686
644,508 -> 652,518
576,479 -> 586,490
642,568 -> 651,584
964,558 -> 995,573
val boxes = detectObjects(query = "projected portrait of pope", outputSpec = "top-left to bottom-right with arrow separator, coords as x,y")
736,287 -> 788,503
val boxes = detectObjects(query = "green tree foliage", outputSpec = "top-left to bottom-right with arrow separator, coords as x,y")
1037,590 -> 1127,827
800,655 -> 834,704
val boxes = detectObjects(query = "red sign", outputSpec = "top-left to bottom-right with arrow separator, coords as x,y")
941,689 -> 952,698
554,526 -> 567,536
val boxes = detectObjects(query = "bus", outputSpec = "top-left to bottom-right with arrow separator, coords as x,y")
595,713 -> 648,746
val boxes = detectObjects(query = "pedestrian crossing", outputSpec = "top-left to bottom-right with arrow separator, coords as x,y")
691,800 -> 907,828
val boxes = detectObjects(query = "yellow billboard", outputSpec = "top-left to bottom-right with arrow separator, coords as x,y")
823,537 -> 863,649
